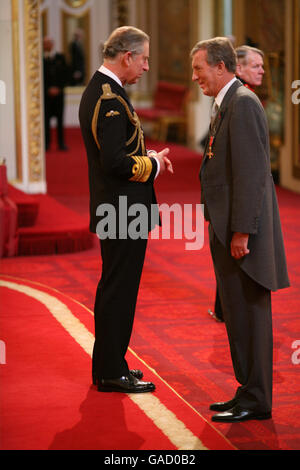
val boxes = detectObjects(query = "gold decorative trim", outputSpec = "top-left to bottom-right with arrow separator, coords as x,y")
65,0 -> 89,8
91,83 -> 146,160
129,156 -> 153,182
12,0 -> 22,181
91,97 -> 102,149
24,0 -> 43,182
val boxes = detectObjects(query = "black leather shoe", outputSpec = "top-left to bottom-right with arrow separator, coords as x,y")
211,405 -> 272,423
92,369 -> 143,386
130,369 -> 144,380
97,375 -> 155,393
209,398 -> 237,412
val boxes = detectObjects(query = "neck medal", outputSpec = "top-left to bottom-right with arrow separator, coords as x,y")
207,135 -> 214,159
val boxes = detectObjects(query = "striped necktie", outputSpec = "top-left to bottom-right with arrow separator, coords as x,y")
210,101 -> 219,126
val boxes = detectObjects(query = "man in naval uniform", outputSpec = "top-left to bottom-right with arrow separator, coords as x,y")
191,37 -> 289,422
79,27 -> 172,393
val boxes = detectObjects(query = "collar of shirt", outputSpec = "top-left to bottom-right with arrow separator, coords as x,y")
215,76 -> 237,108
98,65 -> 123,88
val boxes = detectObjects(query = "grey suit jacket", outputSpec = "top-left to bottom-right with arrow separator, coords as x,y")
200,80 -> 290,292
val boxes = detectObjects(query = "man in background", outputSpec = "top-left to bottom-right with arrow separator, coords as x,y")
43,37 -> 69,151
69,29 -> 86,86
236,45 -> 265,90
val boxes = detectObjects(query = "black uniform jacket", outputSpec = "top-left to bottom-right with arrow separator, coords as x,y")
79,71 -> 159,235
200,80 -> 290,292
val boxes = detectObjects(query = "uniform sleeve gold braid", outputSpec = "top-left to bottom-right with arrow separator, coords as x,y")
129,156 -> 153,182
91,98 -> 102,149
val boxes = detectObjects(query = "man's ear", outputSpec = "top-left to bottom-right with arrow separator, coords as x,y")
122,51 -> 132,67
236,63 -> 242,75
216,61 -> 226,76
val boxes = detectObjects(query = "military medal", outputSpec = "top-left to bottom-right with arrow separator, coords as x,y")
207,136 -> 214,159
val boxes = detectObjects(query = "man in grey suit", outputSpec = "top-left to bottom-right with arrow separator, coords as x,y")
191,37 -> 290,422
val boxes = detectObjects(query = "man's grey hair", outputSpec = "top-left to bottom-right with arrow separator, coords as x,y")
235,45 -> 264,65
190,36 -> 237,73
103,26 -> 149,59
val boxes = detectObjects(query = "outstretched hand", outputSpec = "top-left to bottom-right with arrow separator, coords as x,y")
156,148 -> 173,174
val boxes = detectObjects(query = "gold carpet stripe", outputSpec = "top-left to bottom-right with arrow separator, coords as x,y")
0,280 -> 208,450
0,280 -> 94,357
130,393 -> 207,450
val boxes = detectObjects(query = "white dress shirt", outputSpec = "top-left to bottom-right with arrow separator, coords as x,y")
214,76 -> 237,108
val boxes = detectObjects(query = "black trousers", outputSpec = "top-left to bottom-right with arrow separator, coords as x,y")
44,95 -> 65,149
214,286 -> 223,320
209,224 -> 273,413
92,236 -> 148,380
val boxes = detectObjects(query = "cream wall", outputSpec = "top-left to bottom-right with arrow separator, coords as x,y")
1,0 -> 46,194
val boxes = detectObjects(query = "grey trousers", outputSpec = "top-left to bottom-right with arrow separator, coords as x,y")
209,224 -> 273,413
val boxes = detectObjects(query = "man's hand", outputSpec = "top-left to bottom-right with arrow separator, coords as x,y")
231,232 -> 250,259
155,148 -> 173,174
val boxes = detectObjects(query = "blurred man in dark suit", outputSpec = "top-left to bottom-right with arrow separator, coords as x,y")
43,37 -> 68,151
69,29 -> 86,86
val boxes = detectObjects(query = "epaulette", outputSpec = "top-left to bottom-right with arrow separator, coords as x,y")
92,83 -> 139,149
91,83 -> 152,183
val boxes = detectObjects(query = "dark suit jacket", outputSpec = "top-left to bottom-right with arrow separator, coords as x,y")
43,53 -> 68,94
43,53 -> 68,115
79,71 -> 159,234
200,79 -> 289,292
69,40 -> 85,85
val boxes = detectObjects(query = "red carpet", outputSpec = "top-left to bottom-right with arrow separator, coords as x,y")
1,128 -> 300,450
4,130 -> 94,256
0,276 -> 234,451
15,194 -> 95,256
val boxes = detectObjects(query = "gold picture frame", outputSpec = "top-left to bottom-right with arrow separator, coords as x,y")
62,8 -> 90,86
65,0 -> 89,8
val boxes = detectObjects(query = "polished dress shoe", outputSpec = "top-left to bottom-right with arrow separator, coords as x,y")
211,405 -> 271,423
209,398 -> 237,412
92,369 -> 143,386
97,374 -> 155,393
